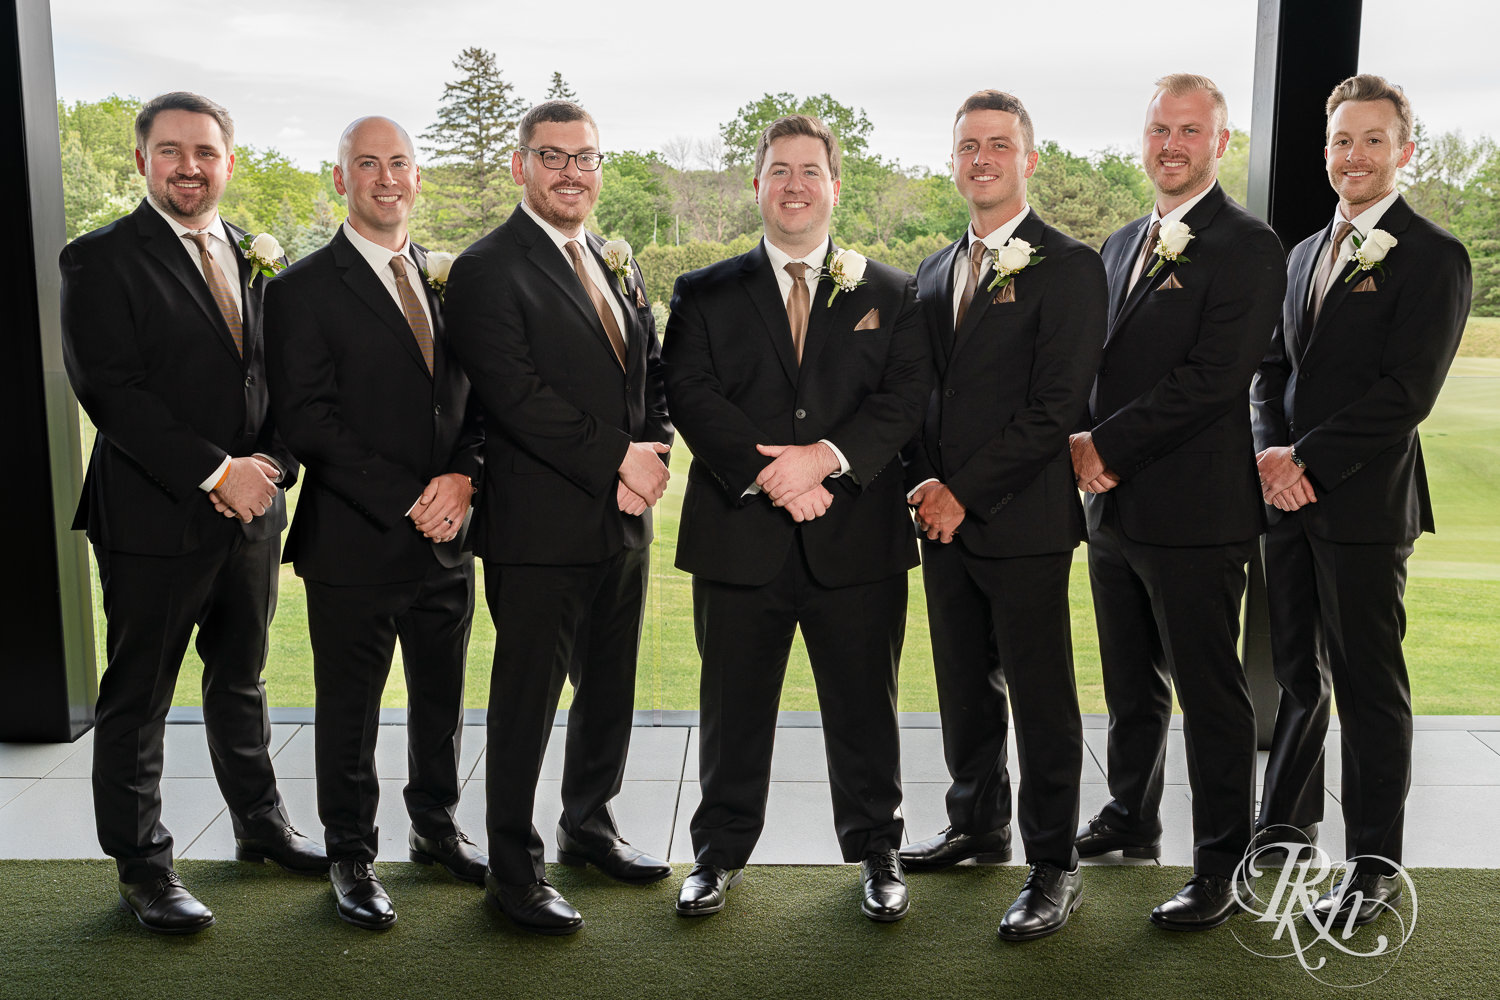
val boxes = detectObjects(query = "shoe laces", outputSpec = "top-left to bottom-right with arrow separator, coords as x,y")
1021,863 -> 1060,893
865,853 -> 901,879
158,871 -> 185,890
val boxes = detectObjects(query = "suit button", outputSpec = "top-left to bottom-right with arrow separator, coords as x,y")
244,375 -> 255,387
944,388 -> 956,398
433,405 -> 442,415
990,505 -> 1000,514
795,408 -> 807,419
1098,368 -> 1109,376
625,382 -> 632,392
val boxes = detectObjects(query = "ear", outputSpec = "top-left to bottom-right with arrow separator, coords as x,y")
1023,148 -> 1039,179
1396,140 -> 1416,170
413,164 -> 422,194
831,177 -> 840,207
332,164 -> 347,197
1215,127 -> 1231,159
135,147 -> 146,177
752,176 -> 761,205
510,149 -> 526,187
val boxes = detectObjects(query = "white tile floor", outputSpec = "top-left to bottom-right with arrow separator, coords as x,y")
2,715 -> 1497,867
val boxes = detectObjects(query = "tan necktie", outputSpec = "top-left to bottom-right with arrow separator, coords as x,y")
388,254 -> 434,374
565,241 -> 628,371
1132,220 -> 1163,289
185,232 -> 243,357
784,261 -> 811,363
954,240 -> 988,331
1309,221 -> 1357,325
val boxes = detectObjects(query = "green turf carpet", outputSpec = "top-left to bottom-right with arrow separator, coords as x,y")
3,861 -> 1495,999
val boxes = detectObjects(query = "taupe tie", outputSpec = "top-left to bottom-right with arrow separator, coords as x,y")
565,241 -> 628,371
1132,220 -> 1163,289
388,254 -> 434,374
1309,221 -> 1357,325
954,240 -> 988,331
784,261 -> 811,363
185,232 -> 243,357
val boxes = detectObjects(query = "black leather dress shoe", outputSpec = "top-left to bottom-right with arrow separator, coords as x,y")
410,830 -> 488,884
1150,874 -> 1242,930
1248,822 -> 1319,860
1075,813 -> 1161,859
118,871 -> 215,934
235,825 -> 329,875
484,874 -> 583,935
860,851 -> 909,923
998,862 -> 1083,941
556,827 -> 671,884
898,825 -> 1012,871
330,859 -> 396,930
1311,872 -> 1402,927
675,863 -> 742,916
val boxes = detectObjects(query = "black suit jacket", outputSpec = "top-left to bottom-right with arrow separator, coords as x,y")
664,239 -> 930,589
908,211 -> 1107,558
1251,195 -> 1470,544
263,228 -> 484,586
444,205 -> 671,565
1086,183 -> 1286,547
60,199 -> 297,555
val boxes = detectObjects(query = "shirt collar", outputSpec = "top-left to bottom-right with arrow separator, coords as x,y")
966,204 -> 1030,253
341,219 -> 413,275
1336,188 -> 1401,240
762,236 -> 829,274
1151,183 -> 1215,228
520,197 -> 590,254
148,196 -> 229,244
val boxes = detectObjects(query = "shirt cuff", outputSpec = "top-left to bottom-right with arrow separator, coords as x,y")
819,439 -> 850,478
906,478 -> 938,501
200,456 -> 232,493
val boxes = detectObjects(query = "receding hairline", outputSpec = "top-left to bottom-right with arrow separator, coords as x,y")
337,116 -> 417,170
1147,73 -> 1229,134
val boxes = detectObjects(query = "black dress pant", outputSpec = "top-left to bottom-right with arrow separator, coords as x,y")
1258,514 -> 1414,872
306,561 -> 474,864
689,537 -> 907,869
92,532 -> 287,883
1088,511 -> 1256,877
484,546 -> 648,884
922,542 -> 1082,867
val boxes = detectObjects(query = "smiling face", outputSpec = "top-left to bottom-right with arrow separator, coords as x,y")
1141,88 -> 1229,212
334,118 -> 420,250
511,118 -> 601,236
951,109 -> 1037,233
754,134 -> 840,258
135,108 -> 234,228
1325,98 -> 1414,217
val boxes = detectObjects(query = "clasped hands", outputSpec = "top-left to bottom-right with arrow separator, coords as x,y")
1069,432 -> 1119,494
617,441 -> 671,517
410,472 -> 475,542
755,442 -> 838,523
909,481 -> 965,543
208,456 -> 281,523
1257,446 -> 1317,511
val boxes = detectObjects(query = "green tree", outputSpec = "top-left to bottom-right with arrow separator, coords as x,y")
595,149 -> 670,249
545,71 -> 577,102
420,47 -> 529,247
218,145 -> 323,237
1216,128 -> 1251,206
720,93 -> 874,165
1027,141 -> 1152,248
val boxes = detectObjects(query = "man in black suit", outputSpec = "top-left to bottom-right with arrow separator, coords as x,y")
899,91 -> 1106,940
1252,74 -> 1470,924
60,92 -> 324,934
664,114 -> 930,923
1070,74 -> 1285,929
264,116 -> 486,930
444,100 -> 673,936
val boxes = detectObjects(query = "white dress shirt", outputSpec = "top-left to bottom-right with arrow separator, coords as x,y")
341,219 -> 435,332
1128,184 -> 1216,289
520,199 -> 628,337
950,204 -> 1031,327
1307,187 -> 1401,309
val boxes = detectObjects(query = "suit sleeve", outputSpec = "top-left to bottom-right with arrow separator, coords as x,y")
637,260 -> 675,450
264,276 -> 428,528
947,248 -> 1107,522
60,239 -> 228,499
444,249 -> 629,498
820,272 -> 932,487
1091,227 -> 1286,476
446,386 -> 485,487
662,272 -> 781,498
1294,237 -> 1471,492
1250,305 -> 1294,453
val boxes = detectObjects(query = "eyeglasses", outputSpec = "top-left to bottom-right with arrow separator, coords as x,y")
519,146 -> 605,171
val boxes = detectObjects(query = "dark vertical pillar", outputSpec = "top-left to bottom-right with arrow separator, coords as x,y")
1,0 -> 97,741
1244,0 -> 1362,746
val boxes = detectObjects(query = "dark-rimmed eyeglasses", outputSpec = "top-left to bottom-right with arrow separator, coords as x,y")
519,146 -> 605,171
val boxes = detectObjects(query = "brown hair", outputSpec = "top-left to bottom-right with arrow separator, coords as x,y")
1150,73 -> 1229,134
1326,74 -> 1414,145
134,91 -> 235,152
518,100 -> 598,148
753,114 -> 842,181
953,90 -> 1035,152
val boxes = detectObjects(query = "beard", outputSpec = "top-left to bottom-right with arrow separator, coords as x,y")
151,174 -> 218,220
1146,154 -> 1215,199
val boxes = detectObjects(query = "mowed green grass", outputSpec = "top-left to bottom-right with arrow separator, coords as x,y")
84,320 -> 1499,715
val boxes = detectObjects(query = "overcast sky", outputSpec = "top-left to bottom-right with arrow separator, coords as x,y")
48,0 -> 1500,174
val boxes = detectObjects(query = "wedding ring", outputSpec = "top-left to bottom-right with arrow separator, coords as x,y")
444,516 -> 454,525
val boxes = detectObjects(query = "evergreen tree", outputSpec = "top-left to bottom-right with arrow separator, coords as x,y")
546,71 -> 577,102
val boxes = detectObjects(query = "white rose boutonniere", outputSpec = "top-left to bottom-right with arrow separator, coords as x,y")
422,251 -> 456,303
1342,228 -> 1397,283
602,239 -> 634,294
239,232 -> 286,286
986,237 -> 1044,292
821,247 -> 868,306
1146,220 -> 1194,277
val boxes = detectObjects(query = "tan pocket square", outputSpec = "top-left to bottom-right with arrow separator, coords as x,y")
635,285 -> 649,307
1353,276 -> 1378,293
853,308 -> 880,331
992,282 -> 1016,304
1156,273 -> 1184,290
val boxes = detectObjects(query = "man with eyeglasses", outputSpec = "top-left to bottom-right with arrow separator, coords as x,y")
445,100 -> 673,935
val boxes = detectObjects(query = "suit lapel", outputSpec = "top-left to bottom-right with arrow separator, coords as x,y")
1303,196 -> 1414,361
741,241 -> 801,386
1106,184 -> 1227,346
135,203 -> 243,365
951,210 -> 1045,362
798,239 -> 842,375
1104,215 -> 1149,330
411,243 -> 449,382
224,220 -> 258,368
511,209 -> 620,365
1287,230 -> 1323,362
333,230 -> 432,378
929,238 -> 962,367
587,230 -> 640,371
